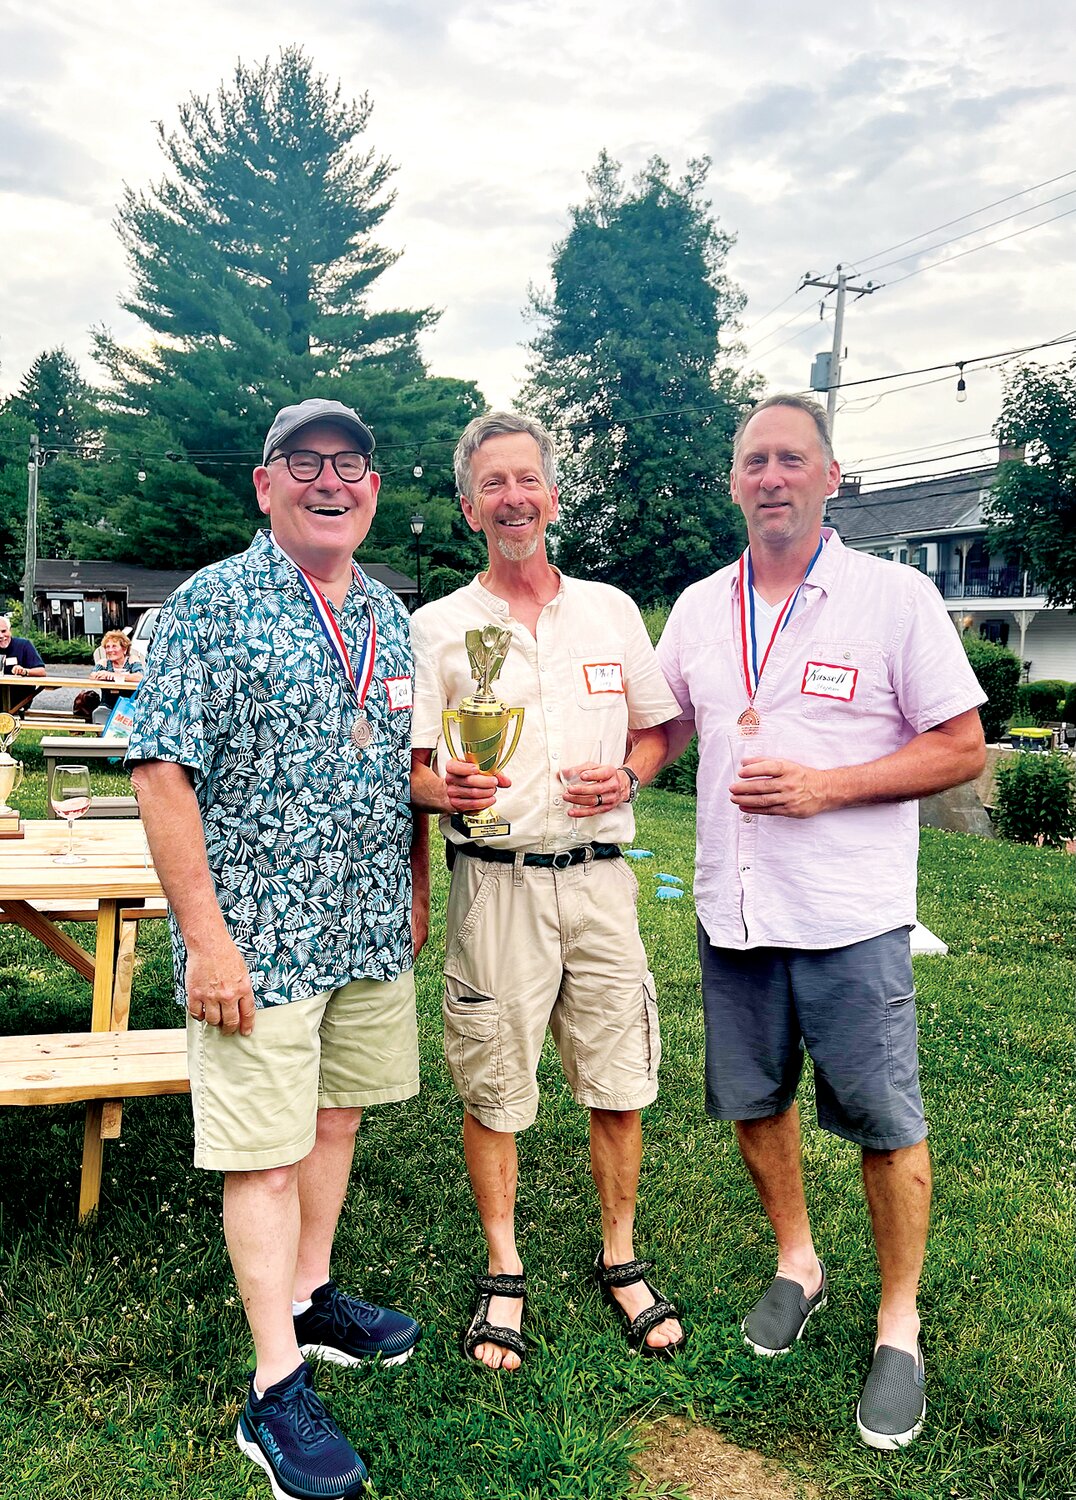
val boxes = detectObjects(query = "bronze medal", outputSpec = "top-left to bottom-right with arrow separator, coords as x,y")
736,706 -> 761,734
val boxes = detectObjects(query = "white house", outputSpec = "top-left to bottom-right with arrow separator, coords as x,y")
827,452 -> 1075,683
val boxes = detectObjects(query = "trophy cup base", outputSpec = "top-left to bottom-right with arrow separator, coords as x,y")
462,808 -> 512,839
0,810 -> 24,839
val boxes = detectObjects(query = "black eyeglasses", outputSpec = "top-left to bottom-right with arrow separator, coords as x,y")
269,450 -> 371,483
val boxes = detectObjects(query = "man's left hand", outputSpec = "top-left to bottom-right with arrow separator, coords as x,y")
729,756 -> 832,819
563,763 -> 631,818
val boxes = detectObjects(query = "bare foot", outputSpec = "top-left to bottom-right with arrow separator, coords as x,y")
473,1289 -> 525,1371
610,1279 -> 684,1352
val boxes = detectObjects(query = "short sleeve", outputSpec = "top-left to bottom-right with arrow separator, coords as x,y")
124,586 -> 227,775
888,573 -> 987,733
656,601 -> 696,723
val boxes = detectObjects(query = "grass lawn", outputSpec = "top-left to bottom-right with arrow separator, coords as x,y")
0,742 -> 1071,1498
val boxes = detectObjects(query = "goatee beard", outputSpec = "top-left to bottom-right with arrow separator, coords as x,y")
496,534 -> 539,562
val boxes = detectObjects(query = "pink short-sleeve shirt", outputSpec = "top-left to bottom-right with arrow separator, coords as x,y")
657,530 -> 986,951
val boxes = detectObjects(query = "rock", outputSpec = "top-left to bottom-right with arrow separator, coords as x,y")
919,781 -> 995,837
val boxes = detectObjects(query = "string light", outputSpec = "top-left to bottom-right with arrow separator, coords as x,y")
955,363 -> 968,403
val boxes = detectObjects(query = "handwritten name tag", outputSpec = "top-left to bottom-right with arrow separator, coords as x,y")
801,661 -> 858,701
582,661 -> 625,695
384,675 -> 413,711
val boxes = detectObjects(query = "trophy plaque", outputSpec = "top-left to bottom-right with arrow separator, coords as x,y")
0,712 -> 25,839
442,625 -> 524,837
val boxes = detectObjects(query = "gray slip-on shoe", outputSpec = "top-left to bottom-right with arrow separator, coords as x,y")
741,1262 -> 828,1356
856,1342 -> 926,1450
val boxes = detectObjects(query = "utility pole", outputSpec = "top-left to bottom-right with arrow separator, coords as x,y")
23,434 -> 40,626
802,266 -> 877,436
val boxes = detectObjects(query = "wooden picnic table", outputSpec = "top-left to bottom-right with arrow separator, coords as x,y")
0,819 -> 183,1219
0,671 -> 139,732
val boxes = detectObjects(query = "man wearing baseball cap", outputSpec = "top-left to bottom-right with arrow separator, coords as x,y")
127,398 -> 426,1500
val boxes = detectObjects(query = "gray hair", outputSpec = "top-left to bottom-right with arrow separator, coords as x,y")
733,394 -> 834,468
0,616 -> 10,630
453,411 -> 558,497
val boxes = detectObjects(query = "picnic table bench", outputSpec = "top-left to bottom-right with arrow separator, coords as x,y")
0,821 -> 181,1219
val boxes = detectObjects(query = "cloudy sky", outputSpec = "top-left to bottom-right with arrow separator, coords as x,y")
1,0 -> 1073,483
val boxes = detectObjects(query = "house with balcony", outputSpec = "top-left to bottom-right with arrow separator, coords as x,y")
826,452 -> 1075,683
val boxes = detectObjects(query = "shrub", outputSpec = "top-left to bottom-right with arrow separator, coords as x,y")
962,635 -> 1021,742
1015,679 -> 1069,725
23,630 -> 97,665
992,750 -> 1076,848
641,605 -> 671,648
654,733 -> 698,794
1065,683 -> 1076,725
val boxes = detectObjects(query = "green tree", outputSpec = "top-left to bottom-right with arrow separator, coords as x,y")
0,349 -> 104,585
522,152 -> 757,606
986,356 -> 1076,607
94,47 -> 442,505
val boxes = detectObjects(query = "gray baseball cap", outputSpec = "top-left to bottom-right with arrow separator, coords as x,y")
262,399 -> 376,463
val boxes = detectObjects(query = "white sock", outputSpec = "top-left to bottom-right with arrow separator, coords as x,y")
292,1297 -> 313,1316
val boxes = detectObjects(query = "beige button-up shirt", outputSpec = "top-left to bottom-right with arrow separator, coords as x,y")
412,574 -> 680,852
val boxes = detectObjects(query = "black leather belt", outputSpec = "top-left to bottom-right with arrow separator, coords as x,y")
448,840 -> 622,871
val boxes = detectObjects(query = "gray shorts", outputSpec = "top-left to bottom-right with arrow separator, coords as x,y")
697,924 -> 926,1151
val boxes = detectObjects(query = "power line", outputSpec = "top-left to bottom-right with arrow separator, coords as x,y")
863,186 -> 1076,276
883,205 -> 1076,288
848,445 -> 998,479
843,432 -> 993,467
850,167 -> 1076,270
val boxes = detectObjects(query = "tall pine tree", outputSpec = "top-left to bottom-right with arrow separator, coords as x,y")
522,153 -> 757,606
94,47 -> 453,513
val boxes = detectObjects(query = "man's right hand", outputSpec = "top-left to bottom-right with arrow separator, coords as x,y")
185,933 -> 256,1036
443,757 -> 510,815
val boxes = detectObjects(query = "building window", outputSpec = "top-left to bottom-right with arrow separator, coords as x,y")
979,619 -> 1009,647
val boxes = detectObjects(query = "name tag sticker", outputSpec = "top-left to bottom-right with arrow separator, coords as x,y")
384,675 -> 413,710
582,661 -> 625,695
801,661 -> 858,701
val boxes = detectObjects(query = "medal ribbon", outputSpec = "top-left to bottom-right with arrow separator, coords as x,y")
294,560 -> 377,709
737,534 -> 824,701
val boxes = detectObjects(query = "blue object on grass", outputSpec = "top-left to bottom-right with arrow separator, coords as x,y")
655,886 -> 684,900
656,874 -> 683,885
624,849 -> 653,859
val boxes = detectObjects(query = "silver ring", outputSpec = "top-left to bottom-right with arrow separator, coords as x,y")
595,793 -> 604,807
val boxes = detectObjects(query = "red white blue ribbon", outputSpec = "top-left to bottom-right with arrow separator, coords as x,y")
294,560 -> 376,709
738,535 -> 824,700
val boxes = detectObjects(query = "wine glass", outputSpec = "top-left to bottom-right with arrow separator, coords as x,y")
558,738 -> 606,816
51,763 -> 91,865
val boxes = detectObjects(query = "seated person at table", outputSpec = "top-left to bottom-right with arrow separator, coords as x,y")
90,631 -> 143,708
0,615 -> 46,677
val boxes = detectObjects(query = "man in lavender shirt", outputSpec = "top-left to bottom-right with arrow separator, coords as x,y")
657,395 -> 986,1451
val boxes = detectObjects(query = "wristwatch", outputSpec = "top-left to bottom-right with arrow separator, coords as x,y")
618,766 -> 641,803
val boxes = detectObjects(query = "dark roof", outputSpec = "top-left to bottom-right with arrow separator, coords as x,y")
34,560 -> 195,605
828,465 -> 998,543
34,557 -> 416,603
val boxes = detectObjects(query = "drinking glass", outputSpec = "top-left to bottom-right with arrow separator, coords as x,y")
51,763 -> 91,865
558,738 -> 605,792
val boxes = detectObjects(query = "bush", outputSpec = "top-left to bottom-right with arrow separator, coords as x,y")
962,635 -> 1021,742
653,732 -> 698,794
641,605 -> 671,648
1065,683 -> 1076,725
992,750 -> 1076,848
1015,679 -> 1069,725
23,630 -> 97,665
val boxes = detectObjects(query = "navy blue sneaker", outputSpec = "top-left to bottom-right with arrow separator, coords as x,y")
295,1280 -> 421,1368
236,1362 -> 368,1500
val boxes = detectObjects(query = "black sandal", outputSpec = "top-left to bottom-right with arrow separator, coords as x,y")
594,1247 -> 687,1359
463,1272 -> 527,1367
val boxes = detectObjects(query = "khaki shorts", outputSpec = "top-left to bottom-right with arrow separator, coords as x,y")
443,854 -> 660,1132
188,970 -> 418,1171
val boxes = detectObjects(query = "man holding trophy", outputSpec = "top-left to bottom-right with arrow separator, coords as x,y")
411,411 -> 686,1370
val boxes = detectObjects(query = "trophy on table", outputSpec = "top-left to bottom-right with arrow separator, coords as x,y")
442,625 -> 524,837
0,712 -> 25,839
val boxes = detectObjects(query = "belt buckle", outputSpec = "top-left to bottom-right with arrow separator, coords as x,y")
551,849 -> 575,871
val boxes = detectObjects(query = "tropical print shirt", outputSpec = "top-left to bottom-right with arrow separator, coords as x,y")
126,530 -> 414,1008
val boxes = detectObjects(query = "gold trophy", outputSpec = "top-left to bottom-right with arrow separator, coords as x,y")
442,625 -> 524,837
0,712 -> 25,839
